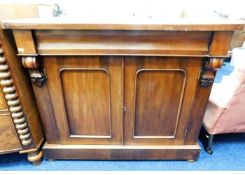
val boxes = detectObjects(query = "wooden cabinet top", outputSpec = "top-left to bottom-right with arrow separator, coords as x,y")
1,18 -> 244,31
3,18 -> 244,57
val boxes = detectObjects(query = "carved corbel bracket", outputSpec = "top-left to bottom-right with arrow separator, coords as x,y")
200,57 -> 224,87
22,56 -> 47,87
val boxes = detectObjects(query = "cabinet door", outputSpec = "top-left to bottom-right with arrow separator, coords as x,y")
124,57 -> 201,145
43,56 -> 123,145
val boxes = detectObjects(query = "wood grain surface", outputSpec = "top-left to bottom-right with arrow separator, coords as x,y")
1,18 -> 244,31
7,21 -> 238,160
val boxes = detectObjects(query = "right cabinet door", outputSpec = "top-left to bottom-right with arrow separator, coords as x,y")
124,57 -> 202,145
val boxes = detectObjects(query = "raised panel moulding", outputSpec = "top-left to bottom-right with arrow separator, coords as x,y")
133,69 -> 186,139
59,68 -> 112,138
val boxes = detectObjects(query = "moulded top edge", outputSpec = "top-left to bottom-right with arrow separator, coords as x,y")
1,18 -> 244,31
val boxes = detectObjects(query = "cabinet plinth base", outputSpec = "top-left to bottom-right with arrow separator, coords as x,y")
43,142 -> 200,160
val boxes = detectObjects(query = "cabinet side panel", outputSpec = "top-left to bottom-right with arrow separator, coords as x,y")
185,84 -> 213,144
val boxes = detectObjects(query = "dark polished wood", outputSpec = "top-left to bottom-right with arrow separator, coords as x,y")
43,143 -> 200,160
13,30 -> 36,54
35,30 -> 211,56
3,20 -> 242,161
124,57 -> 201,145
209,31 -> 234,56
42,56 -> 123,145
10,30 -> 212,56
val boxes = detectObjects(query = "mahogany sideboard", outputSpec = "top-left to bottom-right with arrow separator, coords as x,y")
2,19 -> 244,161
0,28 -> 44,164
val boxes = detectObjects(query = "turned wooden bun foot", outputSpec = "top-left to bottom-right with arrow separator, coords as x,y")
27,150 -> 43,165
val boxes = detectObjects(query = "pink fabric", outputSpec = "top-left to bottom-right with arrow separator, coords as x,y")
203,102 -> 225,134
204,70 -> 245,134
204,47 -> 245,135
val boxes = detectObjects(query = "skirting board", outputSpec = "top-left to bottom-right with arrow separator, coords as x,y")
43,142 -> 201,161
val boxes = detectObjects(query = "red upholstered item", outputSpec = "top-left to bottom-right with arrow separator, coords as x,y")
203,47 -> 245,135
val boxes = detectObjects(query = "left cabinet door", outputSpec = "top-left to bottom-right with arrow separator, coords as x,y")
41,56 -> 123,145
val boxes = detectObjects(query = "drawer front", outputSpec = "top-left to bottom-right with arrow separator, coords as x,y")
0,115 -> 21,153
14,30 -> 211,56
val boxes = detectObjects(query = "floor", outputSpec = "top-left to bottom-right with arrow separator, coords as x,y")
0,133 -> 245,171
